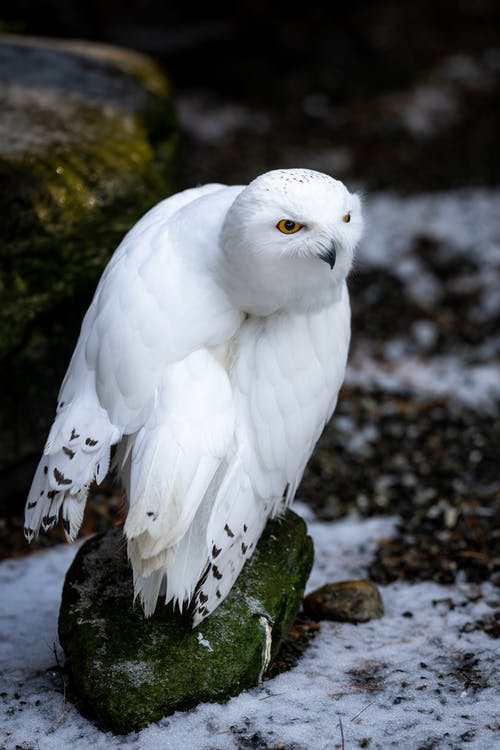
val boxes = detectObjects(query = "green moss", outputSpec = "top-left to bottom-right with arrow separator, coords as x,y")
0,104 -> 176,359
58,511 -> 314,734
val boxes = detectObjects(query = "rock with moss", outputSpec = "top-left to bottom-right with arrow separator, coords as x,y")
0,35 -> 177,501
58,510 -> 313,734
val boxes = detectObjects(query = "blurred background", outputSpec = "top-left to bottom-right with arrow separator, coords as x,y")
1,0 -> 499,589
3,0 -> 500,189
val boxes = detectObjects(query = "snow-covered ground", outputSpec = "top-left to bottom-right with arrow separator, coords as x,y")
2,503 -> 498,750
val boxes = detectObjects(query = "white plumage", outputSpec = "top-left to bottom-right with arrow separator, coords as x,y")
25,168 -> 363,626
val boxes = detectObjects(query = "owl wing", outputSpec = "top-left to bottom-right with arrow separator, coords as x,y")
24,184 -> 243,544
193,285 -> 351,624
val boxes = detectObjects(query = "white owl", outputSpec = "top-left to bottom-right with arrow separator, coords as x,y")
25,169 -> 363,625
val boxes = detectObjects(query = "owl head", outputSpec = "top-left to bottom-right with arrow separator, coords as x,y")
219,169 -> 363,315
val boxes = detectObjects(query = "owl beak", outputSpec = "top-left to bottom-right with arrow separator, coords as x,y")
318,243 -> 337,270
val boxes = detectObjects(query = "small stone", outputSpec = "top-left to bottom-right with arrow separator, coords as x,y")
303,580 -> 384,623
58,510 -> 313,733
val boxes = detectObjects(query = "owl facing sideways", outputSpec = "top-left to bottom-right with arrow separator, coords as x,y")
24,168 -> 363,626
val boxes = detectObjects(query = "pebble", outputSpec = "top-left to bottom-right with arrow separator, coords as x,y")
303,580 -> 384,623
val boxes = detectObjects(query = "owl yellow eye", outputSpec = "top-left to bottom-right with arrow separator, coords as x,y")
342,212 -> 351,223
277,219 -> 303,234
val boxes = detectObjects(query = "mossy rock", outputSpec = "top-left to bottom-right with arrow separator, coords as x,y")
58,511 -> 313,734
0,35 -> 177,499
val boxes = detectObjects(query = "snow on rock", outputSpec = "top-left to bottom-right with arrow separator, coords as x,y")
1,509 -> 499,750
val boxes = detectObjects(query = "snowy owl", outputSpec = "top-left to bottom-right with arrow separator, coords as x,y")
24,169 -> 363,625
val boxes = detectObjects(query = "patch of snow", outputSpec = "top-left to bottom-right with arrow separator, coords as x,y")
110,659 -> 155,688
196,632 -> 213,653
360,188 -> 500,309
383,51 -> 497,137
401,84 -> 458,137
347,354 -> 500,408
411,319 -> 439,350
176,92 -> 269,143
2,513 -> 498,749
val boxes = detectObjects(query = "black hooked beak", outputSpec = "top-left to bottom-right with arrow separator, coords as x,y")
318,243 -> 337,270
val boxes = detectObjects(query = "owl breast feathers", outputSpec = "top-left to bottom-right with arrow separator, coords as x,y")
25,168 -> 363,625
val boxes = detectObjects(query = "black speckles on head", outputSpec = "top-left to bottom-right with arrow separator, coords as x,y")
258,168 -> 339,203
275,168 -> 331,186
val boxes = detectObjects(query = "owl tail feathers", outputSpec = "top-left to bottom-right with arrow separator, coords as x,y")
24,456 -> 92,543
24,401 -> 119,543
124,455 -> 220,617
191,459 -> 268,627
127,509 -> 213,618
130,563 -> 166,618
124,457 -> 268,626
123,425 -> 223,616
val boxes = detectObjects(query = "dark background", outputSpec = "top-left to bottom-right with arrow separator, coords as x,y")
3,0 -> 499,191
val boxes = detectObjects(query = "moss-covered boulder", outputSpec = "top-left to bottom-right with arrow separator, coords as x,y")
0,35 -> 177,503
58,511 -> 313,734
